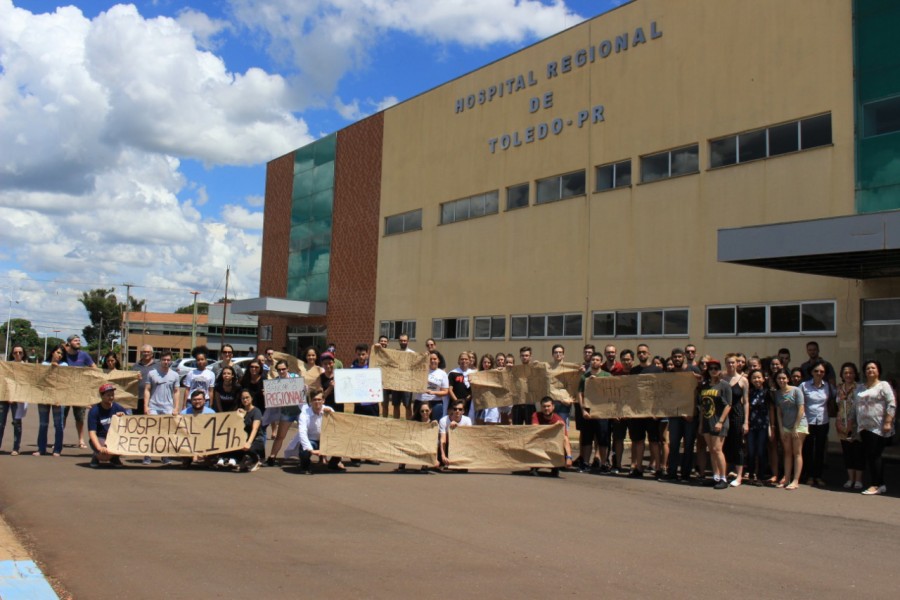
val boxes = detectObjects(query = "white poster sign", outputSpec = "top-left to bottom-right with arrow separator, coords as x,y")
334,368 -> 383,404
263,377 -> 307,408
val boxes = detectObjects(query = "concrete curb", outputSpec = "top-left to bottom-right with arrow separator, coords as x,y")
0,513 -> 58,600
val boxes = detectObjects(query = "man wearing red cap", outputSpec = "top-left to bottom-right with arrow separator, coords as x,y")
87,383 -> 127,468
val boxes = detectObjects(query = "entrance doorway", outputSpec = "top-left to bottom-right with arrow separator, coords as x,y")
861,298 -> 900,383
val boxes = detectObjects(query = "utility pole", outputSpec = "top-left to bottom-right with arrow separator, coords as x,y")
122,282 -> 134,366
98,315 -> 104,362
190,291 -> 200,349
220,266 -> 230,352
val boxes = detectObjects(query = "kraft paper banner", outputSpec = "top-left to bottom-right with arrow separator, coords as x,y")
369,346 -> 429,393
546,361 -> 583,406
448,424 -> 566,469
0,362 -> 140,408
106,412 -> 247,457
264,377 -> 307,408
582,371 -> 698,418
470,363 -> 558,410
272,351 -> 303,376
320,411 -> 438,466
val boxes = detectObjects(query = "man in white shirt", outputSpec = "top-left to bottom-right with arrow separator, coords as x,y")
296,392 -> 343,474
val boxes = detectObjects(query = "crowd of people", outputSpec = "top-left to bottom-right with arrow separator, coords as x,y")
0,336 -> 895,495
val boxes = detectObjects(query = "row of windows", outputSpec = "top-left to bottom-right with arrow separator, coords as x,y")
709,114 -> 831,168
379,319 -> 417,340
441,191 -> 499,225
706,301 -> 835,336
381,301 -> 836,341
384,113 -> 832,235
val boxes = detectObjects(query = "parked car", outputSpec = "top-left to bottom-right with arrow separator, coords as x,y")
174,357 -> 217,378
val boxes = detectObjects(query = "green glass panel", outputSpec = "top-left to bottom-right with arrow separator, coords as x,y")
312,162 -> 335,193
294,145 -> 315,174
854,0 -> 900,212
287,135 -> 336,301
314,134 -> 336,166
309,189 -> 333,220
292,171 -> 315,200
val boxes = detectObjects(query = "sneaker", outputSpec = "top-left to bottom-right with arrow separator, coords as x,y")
729,478 -> 742,487
853,481 -> 864,490
249,462 -> 261,472
599,464 -> 611,474
303,469 -> 313,475
578,463 -> 591,473
550,468 -> 560,478
628,469 -> 643,479
348,459 -> 362,467
713,480 -> 729,490
843,479 -> 853,489
110,456 -> 124,467
266,456 -> 276,467
161,457 -> 173,465
216,458 -> 226,468
142,457 -> 152,465
227,458 -> 238,468
609,466 -> 620,475
89,457 -> 99,469
528,468 -> 539,476
658,472 -> 677,482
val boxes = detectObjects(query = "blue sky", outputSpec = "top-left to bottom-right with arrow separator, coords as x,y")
0,0 -> 624,341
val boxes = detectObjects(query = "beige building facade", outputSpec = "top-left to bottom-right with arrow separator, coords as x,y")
250,0 -> 900,376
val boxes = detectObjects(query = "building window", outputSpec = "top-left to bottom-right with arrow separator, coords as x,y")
640,144 -> 699,183
474,316 -> 506,340
441,191 -> 499,225
379,320 -> 416,340
863,97 -> 900,137
431,318 -> 470,340
595,159 -> 631,191
706,301 -> 836,336
535,170 -> 586,204
259,325 -> 272,341
507,183 -> 529,210
591,308 -> 689,338
510,313 -> 582,339
385,209 -> 423,235
710,113 -> 832,168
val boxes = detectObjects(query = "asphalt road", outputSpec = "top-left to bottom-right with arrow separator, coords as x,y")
0,415 -> 898,599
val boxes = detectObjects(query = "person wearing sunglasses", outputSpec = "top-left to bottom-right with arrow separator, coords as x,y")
438,400 -> 471,469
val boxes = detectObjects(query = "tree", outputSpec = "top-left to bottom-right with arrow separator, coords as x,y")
78,288 -> 145,353
1,318 -> 41,357
175,302 -> 209,315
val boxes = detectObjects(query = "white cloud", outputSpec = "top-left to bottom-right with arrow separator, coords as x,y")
230,0 -> 585,103
0,2 -> 313,197
221,205 -> 264,230
176,8 -> 231,49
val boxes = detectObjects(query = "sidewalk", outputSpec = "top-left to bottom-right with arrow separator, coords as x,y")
0,512 -> 58,600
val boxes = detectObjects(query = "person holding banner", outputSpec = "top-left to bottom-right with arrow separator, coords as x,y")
398,403 -> 437,473
448,352 -> 474,420
1,345 -> 28,456
88,384 -> 126,468
34,345 -> 66,457
319,352 -> 341,413
265,360 -> 301,467
180,390 -> 216,468
439,400 -> 472,469
530,397 -> 573,477
417,352 -> 449,421
142,351 -> 181,465
231,390 -> 264,472
297,391 -> 343,474
578,353 -> 611,473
